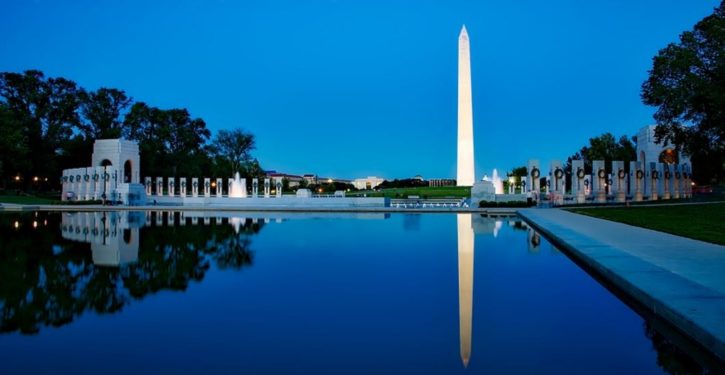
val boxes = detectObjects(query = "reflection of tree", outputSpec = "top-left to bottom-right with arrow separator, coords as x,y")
0,213 -> 262,334
644,321 -> 705,374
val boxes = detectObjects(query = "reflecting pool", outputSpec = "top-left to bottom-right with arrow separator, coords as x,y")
0,211 -> 716,374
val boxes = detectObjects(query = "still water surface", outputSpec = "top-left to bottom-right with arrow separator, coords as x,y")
0,211 -> 711,374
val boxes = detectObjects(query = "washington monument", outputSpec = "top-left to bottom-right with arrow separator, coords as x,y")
457,25 -> 475,186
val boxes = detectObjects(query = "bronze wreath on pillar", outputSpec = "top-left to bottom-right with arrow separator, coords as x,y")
597,169 -> 606,179
652,171 -> 659,179
618,169 -> 626,179
665,171 -> 671,179
636,170 -> 644,179
554,168 -> 563,179
531,167 -> 540,179
576,168 -> 585,179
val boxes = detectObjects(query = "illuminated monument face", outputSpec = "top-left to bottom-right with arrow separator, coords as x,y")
457,25 -> 475,186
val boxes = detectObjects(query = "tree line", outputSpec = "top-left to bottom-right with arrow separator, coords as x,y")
0,70 -> 259,191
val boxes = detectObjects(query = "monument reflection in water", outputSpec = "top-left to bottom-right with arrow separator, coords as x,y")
1,212 -> 715,374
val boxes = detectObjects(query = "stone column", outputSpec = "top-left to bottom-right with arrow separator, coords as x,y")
662,164 -> 671,200
85,168 -> 94,200
93,168 -> 102,200
216,178 -> 223,197
204,178 -> 211,197
204,217 -> 211,225
241,179 -> 248,198
683,164 -> 692,198
649,162 -> 659,201
571,160 -> 585,203
520,176 -> 527,196
156,177 -> 164,197
252,178 -> 258,197
275,177 -> 283,198
178,178 -> 186,197
191,178 -> 198,197
550,160 -> 564,200
612,161 -> 626,203
166,177 -> 174,197
527,160 -> 541,195
631,161 -> 643,202
227,178 -> 234,197
593,160 -> 606,203
673,164 -> 681,199
145,177 -> 152,196
264,178 -> 271,198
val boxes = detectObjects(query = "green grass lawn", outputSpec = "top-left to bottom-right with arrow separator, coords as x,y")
568,202 -> 725,245
347,186 -> 470,198
0,194 -> 59,205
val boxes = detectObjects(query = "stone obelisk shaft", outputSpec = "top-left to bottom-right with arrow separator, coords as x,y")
457,25 -> 475,186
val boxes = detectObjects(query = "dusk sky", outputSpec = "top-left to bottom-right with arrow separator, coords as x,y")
0,0 -> 719,180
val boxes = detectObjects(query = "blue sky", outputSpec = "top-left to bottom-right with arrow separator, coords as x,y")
0,0 -> 719,179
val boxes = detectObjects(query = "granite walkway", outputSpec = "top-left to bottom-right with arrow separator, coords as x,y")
519,208 -> 725,361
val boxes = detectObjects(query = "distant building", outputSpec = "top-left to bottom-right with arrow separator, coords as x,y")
429,178 -> 456,187
303,174 -> 317,185
413,175 -> 424,181
266,172 -> 304,188
352,176 -> 385,190
636,125 -> 691,167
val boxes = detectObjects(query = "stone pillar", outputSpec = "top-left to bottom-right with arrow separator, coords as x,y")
145,177 -> 152,196
216,178 -> 223,198
192,178 -> 199,197
252,178 -> 259,197
167,177 -> 175,197
662,164 -> 671,199
526,160 -> 541,195
673,164 -> 681,199
177,178 -> 185,197
683,164 -> 692,198
227,178 -> 234,197
631,161 -> 643,202
550,160 -> 564,197
93,168 -> 102,200
571,160 -> 585,203
612,161 -> 626,203
520,176 -> 527,196
649,162 -> 659,201
592,160 -> 606,203
191,216 -> 198,225
275,177 -> 283,198
156,177 -> 164,197
204,217 -> 210,225
241,179 -> 248,198
204,178 -> 211,197
263,178 -> 271,198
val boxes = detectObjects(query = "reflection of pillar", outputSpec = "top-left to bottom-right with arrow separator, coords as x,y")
456,214 -> 474,368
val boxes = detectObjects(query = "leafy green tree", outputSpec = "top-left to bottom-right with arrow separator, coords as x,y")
641,2 -> 725,183
0,103 -> 29,185
78,87 -> 133,139
211,128 -> 256,176
0,70 -> 82,185
566,133 -> 636,174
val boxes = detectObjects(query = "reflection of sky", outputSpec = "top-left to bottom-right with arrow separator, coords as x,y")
2,213 -> 673,374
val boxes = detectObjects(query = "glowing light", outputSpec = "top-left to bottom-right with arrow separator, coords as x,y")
33,176 -> 38,182
691,182 -> 695,186
14,221 -> 19,229
14,176 -> 20,181
327,179 -> 333,183
33,221 -> 38,228
211,181 -> 216,188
